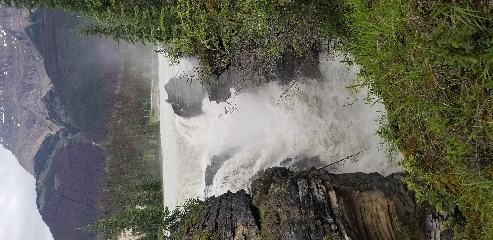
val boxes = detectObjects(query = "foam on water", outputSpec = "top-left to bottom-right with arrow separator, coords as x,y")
159,50 -> 402,207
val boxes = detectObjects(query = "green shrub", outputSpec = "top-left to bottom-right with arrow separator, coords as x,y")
339,0 -> 493,238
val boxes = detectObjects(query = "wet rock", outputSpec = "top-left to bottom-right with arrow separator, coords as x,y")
205,147 -> 240,188
279,155 -> 326,172
186,190 -> 260,240
165,46 -> 323,110
233,47 -> 322,86
165,76 -> 205,118
202,47 -> 323,103
201,71 -> 237,103
184,167 -> 453,240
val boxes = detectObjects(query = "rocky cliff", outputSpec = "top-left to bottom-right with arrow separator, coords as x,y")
0,6 -> 60,174
181,167 -> 453,240
166,48 -> 322,118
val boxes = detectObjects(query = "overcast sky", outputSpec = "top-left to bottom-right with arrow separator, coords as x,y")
0,144 -> 53,240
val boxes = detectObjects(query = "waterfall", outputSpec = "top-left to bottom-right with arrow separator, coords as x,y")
159,49 -> 402,208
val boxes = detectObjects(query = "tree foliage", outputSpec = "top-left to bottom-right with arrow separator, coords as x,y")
84,179 -> 165,239
2,0 -> 348,75
88,46 -> 164,239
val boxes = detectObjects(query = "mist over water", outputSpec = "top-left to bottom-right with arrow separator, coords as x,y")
159,49 -> 402,207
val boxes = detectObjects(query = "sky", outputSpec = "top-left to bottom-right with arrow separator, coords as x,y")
0,144 -> 53,240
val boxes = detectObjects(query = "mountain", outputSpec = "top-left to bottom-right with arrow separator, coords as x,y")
0,7 -> 122,239
26,9 -> 122,240
0,6 -> 60,174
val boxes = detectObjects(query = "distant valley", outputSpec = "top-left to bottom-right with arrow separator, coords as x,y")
0,7 -> 157,239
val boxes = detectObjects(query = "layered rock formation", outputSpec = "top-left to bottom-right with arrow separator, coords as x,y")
0,7 -> 60,174
182,167 -> 452,240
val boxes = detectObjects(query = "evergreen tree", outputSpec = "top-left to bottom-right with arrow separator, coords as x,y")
1,0 -> 348,75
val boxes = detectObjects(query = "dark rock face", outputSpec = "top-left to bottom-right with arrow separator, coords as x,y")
184,167 -> 453,240
186,190 -> 260,240
164,45 -> 323,119
230,47 -> 323,87
165,76 -> 205,118
273,48 -> 323,84
205,147 -> 240,187
279,155 -> 326,172
201,70 -> 238,103
182,47 -> 323,106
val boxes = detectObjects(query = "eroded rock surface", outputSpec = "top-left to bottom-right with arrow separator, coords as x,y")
184,167 -> 453,240
186,190 -> 261,240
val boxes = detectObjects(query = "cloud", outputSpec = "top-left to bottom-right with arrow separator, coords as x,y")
0,144 -> 53,240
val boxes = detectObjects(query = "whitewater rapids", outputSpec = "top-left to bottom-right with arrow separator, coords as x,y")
159,49 -> 402,208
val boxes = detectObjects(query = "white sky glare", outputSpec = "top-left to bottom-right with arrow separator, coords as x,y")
0,144 -> 54,240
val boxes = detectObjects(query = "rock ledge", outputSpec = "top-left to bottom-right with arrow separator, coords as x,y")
181,167 -> 452,240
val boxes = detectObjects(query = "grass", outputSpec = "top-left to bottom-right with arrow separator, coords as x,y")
339,0 -> 493,238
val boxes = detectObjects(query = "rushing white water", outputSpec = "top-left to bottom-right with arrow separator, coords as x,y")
159,49 -> 402,208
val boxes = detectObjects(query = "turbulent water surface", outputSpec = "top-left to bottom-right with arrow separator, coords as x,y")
159,49 -> 402,208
